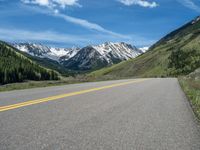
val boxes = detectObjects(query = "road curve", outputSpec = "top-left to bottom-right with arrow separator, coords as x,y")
0,78 -> 200,150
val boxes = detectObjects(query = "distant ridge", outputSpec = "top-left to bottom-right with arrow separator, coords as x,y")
13,42 -> 143,71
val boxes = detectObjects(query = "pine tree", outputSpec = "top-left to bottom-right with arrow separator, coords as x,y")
0,42 -> 59,85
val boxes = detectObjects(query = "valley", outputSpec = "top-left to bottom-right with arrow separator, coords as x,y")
1,1 -> 200,149
1,17 -> 200,105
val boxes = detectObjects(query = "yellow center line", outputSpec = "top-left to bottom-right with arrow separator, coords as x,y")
0,79 -> 148,112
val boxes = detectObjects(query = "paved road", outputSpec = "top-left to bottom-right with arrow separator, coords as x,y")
0,78 -> 200,150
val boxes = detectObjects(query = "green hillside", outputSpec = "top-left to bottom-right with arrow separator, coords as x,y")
0,41 -> 59,84
89,16 -> 200,79
21,54 -> 77,77
6,44 -> 77,77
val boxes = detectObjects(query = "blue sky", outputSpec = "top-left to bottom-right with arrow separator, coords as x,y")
0,0 -> 200,48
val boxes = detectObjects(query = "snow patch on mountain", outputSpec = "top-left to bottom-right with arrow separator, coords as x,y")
192,16 -> 200,24
139,46 -> 149,53
92,42 -> 142,63
13,43 -> 80,61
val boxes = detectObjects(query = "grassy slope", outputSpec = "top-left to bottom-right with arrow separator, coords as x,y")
179,68 -> 200,120
179,77 -> 200,120
89,17 -> 200,79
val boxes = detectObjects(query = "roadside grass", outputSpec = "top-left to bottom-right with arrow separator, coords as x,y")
179,77 -> 200,120
0,75 -> 134,92
0,76 -> 89,92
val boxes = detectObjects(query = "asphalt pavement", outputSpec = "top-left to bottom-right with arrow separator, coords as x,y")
0,78 -> 199,150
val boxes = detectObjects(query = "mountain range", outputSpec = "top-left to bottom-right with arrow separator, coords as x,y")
13,42 -> 143,72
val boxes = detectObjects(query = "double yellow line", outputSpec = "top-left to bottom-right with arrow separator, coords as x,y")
0,79 -> 147,112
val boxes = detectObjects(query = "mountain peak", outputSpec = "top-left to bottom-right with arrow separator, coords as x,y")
62,42 -> 142,71
139,47 -> 149,53
191,16 -> 200,24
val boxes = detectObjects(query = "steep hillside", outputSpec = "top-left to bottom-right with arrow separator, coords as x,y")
90,16 -> 200,78
0,41 -> 59,84
20,53 -> 76,76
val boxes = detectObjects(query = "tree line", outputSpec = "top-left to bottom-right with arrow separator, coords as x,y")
0,42 -> 59,85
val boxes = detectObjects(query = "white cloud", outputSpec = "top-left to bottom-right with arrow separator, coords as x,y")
22,0 -> 50,6
0,28 -> 88,44
177,0 -> 200,13
21,4 -> 131,39
0,27 -> 154,47
55,0 -> 80,7
18,0 -> 154,46
53,12 -> 130,39
21,0 -> 80,8
118,0 -> 158,8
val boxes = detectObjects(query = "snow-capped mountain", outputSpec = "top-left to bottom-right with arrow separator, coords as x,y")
13,43 -> 80,61
93,42 -> 141,62
62,42 -> 143,70
139,46 -> 149,53
13,42 -> 143,71
191,16 -> 200,24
